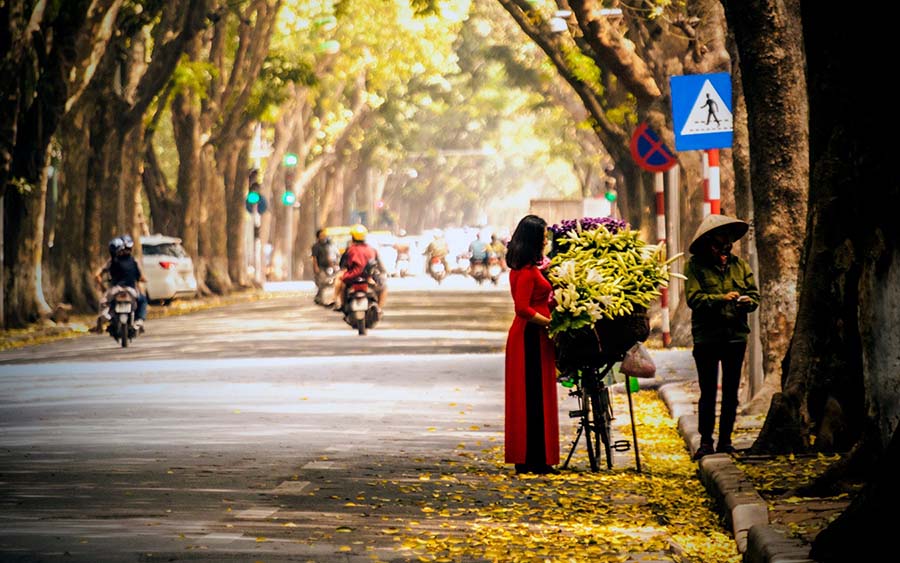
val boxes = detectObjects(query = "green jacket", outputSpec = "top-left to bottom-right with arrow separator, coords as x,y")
684,253 -> 760,344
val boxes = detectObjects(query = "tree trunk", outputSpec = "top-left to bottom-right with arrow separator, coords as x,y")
198,144 -> 233,294
223,136 -> 251,287
4,158 -> 52,326
53,106 -> 98,313
172,91 -> 203,286
721,0 -> 808,428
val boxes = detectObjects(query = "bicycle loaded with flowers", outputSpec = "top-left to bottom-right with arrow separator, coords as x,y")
545,216 -> 683,383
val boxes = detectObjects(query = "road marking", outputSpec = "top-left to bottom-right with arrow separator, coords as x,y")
200,532 -> 245,542
271,480 -> 310,494
302,460 -> 338,469
235,508 -> 277,519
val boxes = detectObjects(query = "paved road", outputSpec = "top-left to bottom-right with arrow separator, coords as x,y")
0,276 -> 712,563
0,277 -> 522,562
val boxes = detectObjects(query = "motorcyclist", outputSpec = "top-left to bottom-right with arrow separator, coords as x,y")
311,228 -> 339,305
489,233 -> 508,271
94,235 -> 149,332
331,224 -> 387,315
392,232 -> 411,275
467,232 -> 491,274
423,230 -> 450,277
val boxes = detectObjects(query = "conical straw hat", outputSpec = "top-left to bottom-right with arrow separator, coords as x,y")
688,214 -> 749,254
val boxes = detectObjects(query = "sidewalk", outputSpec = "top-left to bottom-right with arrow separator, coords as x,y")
646,349 -> 849,563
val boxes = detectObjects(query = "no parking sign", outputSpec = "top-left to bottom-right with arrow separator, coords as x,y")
630,123 -> 676,172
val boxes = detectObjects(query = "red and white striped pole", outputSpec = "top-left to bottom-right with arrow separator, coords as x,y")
707,148 -> 721,215
655,172 -> 670,347
702,151 -> 710,217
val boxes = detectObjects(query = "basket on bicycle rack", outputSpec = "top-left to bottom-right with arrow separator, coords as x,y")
554,307 -> 650,376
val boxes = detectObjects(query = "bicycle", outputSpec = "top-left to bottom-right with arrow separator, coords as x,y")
553,310 -> 650,472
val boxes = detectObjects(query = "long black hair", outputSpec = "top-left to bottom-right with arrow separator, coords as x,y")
506,214 -> 547,270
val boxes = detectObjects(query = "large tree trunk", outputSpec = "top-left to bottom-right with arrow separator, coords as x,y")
199,143 -> 233,294
4,157 -> 52,326
53,106 -> 98,313
223,135 -> 251,287
721,0 -> 808,428
172,91 -> 203,287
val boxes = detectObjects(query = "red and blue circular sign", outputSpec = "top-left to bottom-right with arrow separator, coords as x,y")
630,123 -> 677,172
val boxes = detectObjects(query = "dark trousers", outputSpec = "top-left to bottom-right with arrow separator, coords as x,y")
693,341 -> 747,447
522,324 -> 547,468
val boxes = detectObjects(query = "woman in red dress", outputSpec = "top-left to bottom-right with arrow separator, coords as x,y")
504,215 -> 559,474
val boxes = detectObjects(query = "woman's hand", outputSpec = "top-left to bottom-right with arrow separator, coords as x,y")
723,291 -> 740,301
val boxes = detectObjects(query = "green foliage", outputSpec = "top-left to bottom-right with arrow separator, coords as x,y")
169,58 -> 216,102
562,43 -> 604,95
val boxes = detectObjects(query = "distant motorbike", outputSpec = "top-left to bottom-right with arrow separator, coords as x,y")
395,253 -> 411,278
340,260 -> 381,336
470,258 -> 488,285
314,265 -> 336,305
107,286 -> 138,347
488,255 -> 502,285
427,255 -> 447,284
455,254 -> 470,276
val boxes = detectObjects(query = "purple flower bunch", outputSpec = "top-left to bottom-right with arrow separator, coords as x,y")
548,216 -> 627,238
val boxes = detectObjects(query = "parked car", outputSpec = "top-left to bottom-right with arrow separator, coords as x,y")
141,234 -> 198,303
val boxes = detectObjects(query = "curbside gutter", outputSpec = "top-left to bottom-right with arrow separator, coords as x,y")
657,382 -> 767,553
657,380 -> 820,562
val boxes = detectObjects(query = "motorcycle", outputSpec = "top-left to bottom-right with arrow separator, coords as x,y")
395,253 -> 411,278
107,286 -> 138,347
427,255 -> 447,284
488,255 -> 502,285
455,254 -> 470,276
314,265 -> 336,305
470,258 -> 488,285
340,260 -> 381,336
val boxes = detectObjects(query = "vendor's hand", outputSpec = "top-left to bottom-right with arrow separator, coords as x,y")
724,291 -> 740,301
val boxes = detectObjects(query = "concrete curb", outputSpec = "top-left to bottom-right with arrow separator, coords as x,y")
657,382 -> 768,554
743,524 -> 816,563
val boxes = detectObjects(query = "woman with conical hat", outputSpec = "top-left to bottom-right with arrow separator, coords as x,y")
684,214 -> 760,460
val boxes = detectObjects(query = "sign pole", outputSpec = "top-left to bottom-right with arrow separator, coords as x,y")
655,172 -> 670,346
702,152 -> 710,217
253,206 -> 262,285
707,149 -> 721,215
285,206 -> 293,281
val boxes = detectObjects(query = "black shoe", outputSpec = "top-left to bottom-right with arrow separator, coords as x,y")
716,443 -> 737,455
692,443 -> 715,461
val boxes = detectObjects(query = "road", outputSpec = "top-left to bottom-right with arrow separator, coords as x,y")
0,276 -> 522,562
0,275 -> 708,563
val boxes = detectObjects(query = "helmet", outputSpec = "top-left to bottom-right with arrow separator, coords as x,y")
108,237 -> 125,257
350,224 -> 368,242
121,234 -> 134,249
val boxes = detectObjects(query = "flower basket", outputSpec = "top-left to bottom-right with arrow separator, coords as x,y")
546,217 -> 681,375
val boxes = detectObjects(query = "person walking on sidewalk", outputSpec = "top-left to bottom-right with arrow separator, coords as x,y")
685,214 -> 760,460
504,215 -> 559,475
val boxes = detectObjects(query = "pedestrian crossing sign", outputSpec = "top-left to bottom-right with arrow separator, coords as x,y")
670,72 -> 733,151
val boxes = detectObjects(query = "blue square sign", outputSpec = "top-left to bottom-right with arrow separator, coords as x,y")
670,73 -> 733,151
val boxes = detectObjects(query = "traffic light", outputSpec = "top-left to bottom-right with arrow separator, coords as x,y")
282,167 -> 296,206
604,189 -> 618,203
283,153 -> 298,167
246,191 -> 261,205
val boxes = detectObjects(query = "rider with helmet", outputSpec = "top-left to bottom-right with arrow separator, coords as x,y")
423,230 -> 450,276
94,234 -> 149,332
330,224 -> 387,314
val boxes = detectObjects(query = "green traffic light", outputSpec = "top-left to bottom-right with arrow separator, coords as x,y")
282,191 -> 296,206
283,153 -> 298,167
246,191 -> 261,205
604,189 -> 618,202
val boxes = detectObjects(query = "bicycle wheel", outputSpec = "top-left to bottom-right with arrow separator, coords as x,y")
591,384 -> 614,469
580,383 -> 599,472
